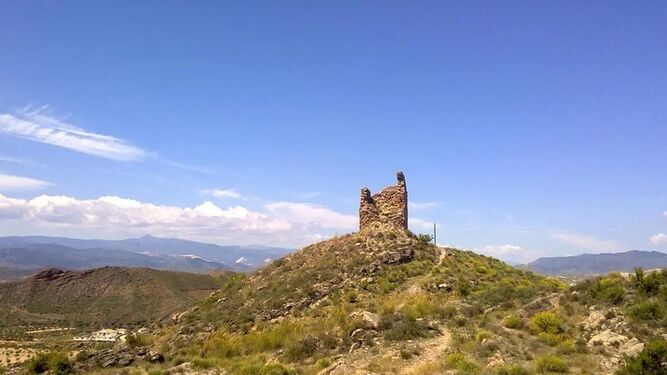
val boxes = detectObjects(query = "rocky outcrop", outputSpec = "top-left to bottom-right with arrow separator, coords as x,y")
359,171 -> 408,231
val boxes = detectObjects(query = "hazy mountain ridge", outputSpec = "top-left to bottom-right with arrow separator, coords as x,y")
0,243 -> 228,278
525,250 -> 667,276
0,235 -> 293,279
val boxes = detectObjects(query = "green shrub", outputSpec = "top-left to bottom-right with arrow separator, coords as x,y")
576,274 -> 626,305
556,339 -> 576,354
475,330 -> 493,342
26,352 -> 72,375
126,333 -> 152,347
192,358 -> 215,369
495,365 -> 532,375
26,354 -> 49,374
204,329 -> 242,358
380,312 -> 431,341
259,363 -> 295,375
535,355 -> 567,373
446,353 -> 481,374
628,300 -> 665,322
616,338 -> 667,375
284,336 -> 319,361
503,314 -> 524,329
417,234 -> 433,245
537,332 -> 563,346
530,311 -> 565,335
315,358 -> 332,369
456,279 -> 471,297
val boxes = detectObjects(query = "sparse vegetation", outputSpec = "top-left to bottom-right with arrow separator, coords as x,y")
2,221 -> 664,375
534,355 -> 568,373
530,311 -> 565,335
616,338 -> 667,374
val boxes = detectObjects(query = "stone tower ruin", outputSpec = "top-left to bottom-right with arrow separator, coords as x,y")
359,171 -> 408,231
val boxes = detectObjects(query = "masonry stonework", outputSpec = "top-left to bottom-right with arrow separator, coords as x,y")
359,171 -> 408,231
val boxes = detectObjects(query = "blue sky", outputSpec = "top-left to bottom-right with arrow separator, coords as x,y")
0,1 -> 666,262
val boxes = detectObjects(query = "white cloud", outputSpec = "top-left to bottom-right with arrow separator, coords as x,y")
0,110 -> 146,161
477,244 -> 539,263
408,201 -> 441,210
202,188 -> 242,199
650,233 -> 667,246
0,193 -> 358,247
0,173 -> 52,191
550,231 -> 620,252
409,217 -> 434,231
264,202 -> 356,229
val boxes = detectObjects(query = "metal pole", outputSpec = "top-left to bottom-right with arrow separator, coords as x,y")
433,223 -> 437,245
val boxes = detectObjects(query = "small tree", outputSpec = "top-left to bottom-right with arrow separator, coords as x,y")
417,234 -> 433,245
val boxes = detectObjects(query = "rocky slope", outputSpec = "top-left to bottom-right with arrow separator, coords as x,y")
3,226 -> 667,374
144,223 -> 577,374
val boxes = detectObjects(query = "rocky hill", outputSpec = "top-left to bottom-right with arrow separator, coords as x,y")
0,267 -> 228,330
525,250 -> 667,276
3,172 -> 666,375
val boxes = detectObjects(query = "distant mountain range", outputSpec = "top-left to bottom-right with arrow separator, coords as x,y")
524,250 -> 667,276
0,235 -> 292,281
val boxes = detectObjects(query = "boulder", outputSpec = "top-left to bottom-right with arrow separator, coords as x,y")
583,310 -> 606,331
588,329 -> 628,347
147,351 -> 165,363
619,338 -> 644,357
350,310 -> 381,329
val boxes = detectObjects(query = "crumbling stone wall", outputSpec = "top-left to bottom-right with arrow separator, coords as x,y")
359,171 -> 408,231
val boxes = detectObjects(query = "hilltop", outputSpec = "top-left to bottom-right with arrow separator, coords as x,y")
156,221 -> 564,374
142,173 -> 579,374
0,266 -> 229,333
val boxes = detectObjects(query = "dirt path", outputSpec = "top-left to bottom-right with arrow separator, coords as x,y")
400,328 -> 452,374
437,247 -> 448,265
319,327 -> 452,375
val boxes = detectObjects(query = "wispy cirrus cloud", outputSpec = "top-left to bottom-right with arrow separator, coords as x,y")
550,230 -> 620,252
0,109 -> 146,161
0,154 -> 44,167
0,173 -> 52,191
202,188 -> 242,199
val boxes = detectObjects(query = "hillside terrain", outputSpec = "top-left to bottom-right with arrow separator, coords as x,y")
138,223 -> 574,374
2,174 -> 666,375
0,267 -> 229,333
128,227 -> 664,375
4,227 -> 667,374
526,250 -> 667,276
